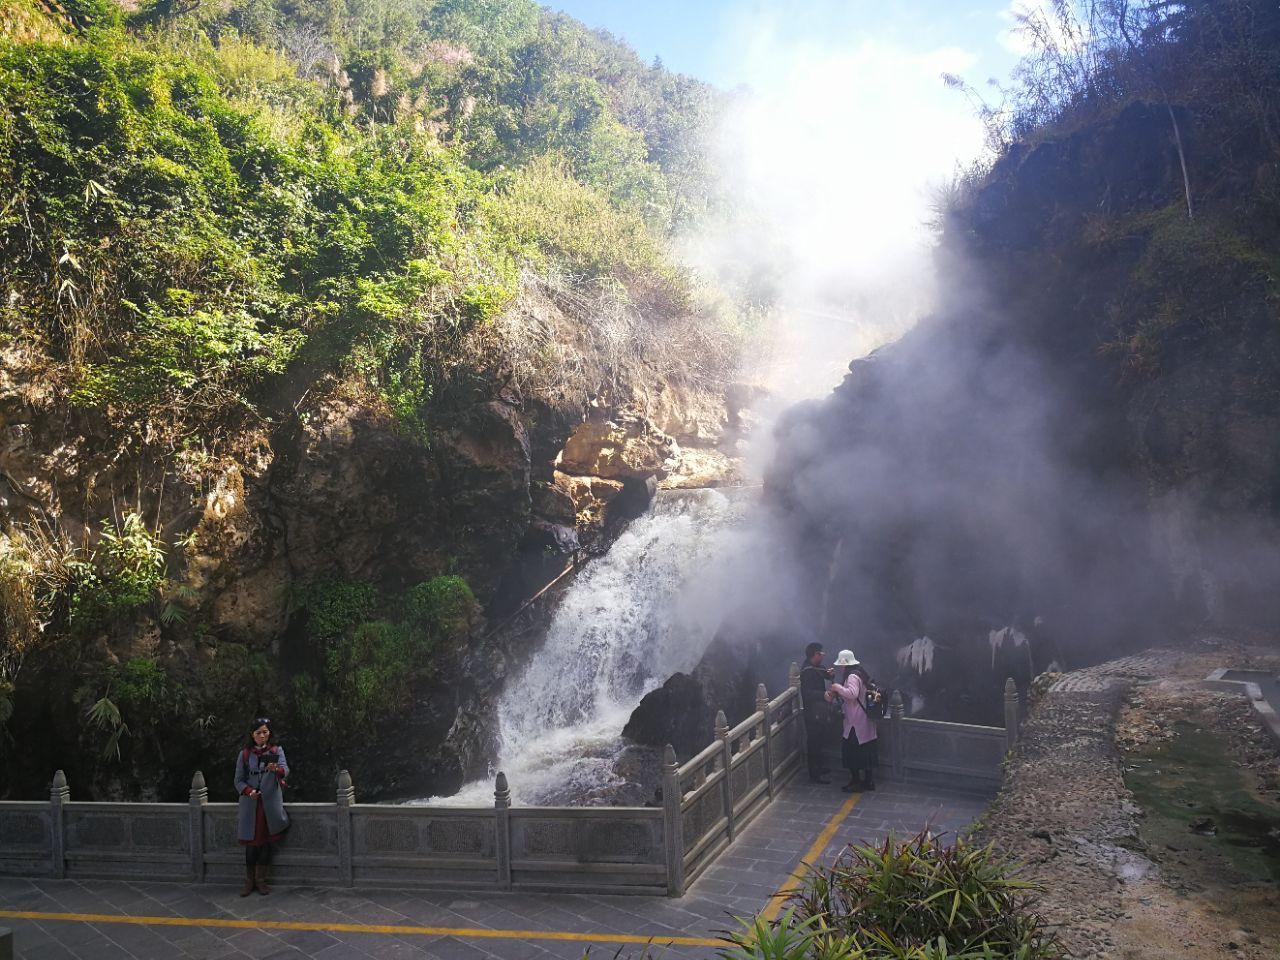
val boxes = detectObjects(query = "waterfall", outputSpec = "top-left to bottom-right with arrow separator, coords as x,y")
428,488 -> 748,806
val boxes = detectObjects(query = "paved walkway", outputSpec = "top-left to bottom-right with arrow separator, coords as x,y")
0,779 -> 991,960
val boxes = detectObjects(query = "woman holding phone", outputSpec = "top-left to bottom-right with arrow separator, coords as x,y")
234,717 -> 290,896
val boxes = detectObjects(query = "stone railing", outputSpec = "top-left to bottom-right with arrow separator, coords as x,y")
665,676 -> 806,894
0,674 -> 1013,898
875,679 -> 1020,790
0,768 -> 669,895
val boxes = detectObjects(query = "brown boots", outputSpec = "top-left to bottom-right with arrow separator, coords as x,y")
240,864 -> 271,896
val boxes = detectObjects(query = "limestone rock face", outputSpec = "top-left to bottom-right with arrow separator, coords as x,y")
551,470 -> 625,526
0,301 -> 754,800
635,380 -> 728,447
531,477 -> 576,525
270,398 -> 449,591
557,415 -> 675,481
660,447 -> 742,490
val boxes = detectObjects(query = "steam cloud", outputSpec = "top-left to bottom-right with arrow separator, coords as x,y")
682,3 -> 986,402
663,3 -> 1280,724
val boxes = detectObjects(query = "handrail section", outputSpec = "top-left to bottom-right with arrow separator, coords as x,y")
0,673 -> 1016,898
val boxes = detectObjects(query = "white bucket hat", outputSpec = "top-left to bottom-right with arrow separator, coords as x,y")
833,649 -> 859,666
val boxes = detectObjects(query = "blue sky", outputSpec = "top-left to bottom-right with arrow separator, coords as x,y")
548,1 -> 1025,90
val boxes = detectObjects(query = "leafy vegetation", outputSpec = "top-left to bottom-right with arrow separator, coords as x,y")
942,0 -> 1280,377
400,574 -> 477,641
290,575 -> 478,740
67,513 -> 167,629
0,0 -> 736,798
85,656 -> 175,760
717,831 -> 1058,960
0,0 -> 731,447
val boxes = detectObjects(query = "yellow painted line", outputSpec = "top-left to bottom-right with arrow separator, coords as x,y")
758,791 -> 861,922
0,909 -> 723,949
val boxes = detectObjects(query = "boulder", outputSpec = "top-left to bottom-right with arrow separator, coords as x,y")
660,447 -> 742,490
622,672 -> 715,759
553,470 -> 624,525
557,415 -> 675,481
532,478 -> 576,525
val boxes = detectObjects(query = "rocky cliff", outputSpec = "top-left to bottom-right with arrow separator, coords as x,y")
0,281 -> 746,801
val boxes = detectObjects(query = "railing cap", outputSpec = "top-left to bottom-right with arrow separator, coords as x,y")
190,770 -> 207,792
756,682 -> 768,703
714,709 -> 728,735
1004,677 -> 1018,697
662,744 -> 678,770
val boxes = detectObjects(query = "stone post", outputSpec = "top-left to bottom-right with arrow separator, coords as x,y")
889,690 -> 905,781
661,744 -> 685,897
714,709 -> 734,843
789,661 -> 804,770
494,772 -> 512,891
1004,678 -> 1020,756
756,683 -> 774,800
50,769 -> 69,880
336,769 -> 355,887
189,771 -> 208,882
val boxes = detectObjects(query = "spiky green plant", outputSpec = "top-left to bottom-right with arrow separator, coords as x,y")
716,831 -> 1060,960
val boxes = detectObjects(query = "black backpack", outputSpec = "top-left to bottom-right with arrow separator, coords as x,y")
864,682 -> 886,720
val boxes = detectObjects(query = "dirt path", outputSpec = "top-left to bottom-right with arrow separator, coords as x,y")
971,640 -> 1280,959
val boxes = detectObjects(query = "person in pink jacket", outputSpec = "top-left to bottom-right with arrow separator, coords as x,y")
826,650 -> 879,791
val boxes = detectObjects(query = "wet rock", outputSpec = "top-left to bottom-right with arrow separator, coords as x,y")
522,519 -> 579,556
1190,816 -> 1218,836
622,672 -> 715,759
660,446 -> 742,490
531,478 -> 576,525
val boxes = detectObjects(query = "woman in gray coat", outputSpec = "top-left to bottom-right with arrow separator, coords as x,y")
234,717 -> 290,896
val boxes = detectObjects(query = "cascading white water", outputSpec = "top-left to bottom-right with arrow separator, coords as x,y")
427,488 -> 749,806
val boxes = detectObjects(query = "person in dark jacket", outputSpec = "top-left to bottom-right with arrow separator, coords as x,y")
800,642 -> 834,783
234,717 -> 290,896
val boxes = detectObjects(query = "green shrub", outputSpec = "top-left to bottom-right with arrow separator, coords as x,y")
290,575 -> 477,739
60,0 -> 121,34
68,513 -> 167,629
718,831 -> 1059,960
1098,205 -> 1280,376
294,579 -> 380,644
111,657 -> 168,713
86,656 -> 174,761
291,619 -> 425,736
401,575 -> 478,643
485,153 -> 682,285
196,641 -> 272,741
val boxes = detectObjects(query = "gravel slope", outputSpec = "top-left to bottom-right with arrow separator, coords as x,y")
971,641 -> 1280,960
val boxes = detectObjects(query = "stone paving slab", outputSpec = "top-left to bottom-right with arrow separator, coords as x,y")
0,778 -> 991,960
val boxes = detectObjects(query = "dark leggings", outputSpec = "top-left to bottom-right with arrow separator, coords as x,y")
244,843 -> 273,867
